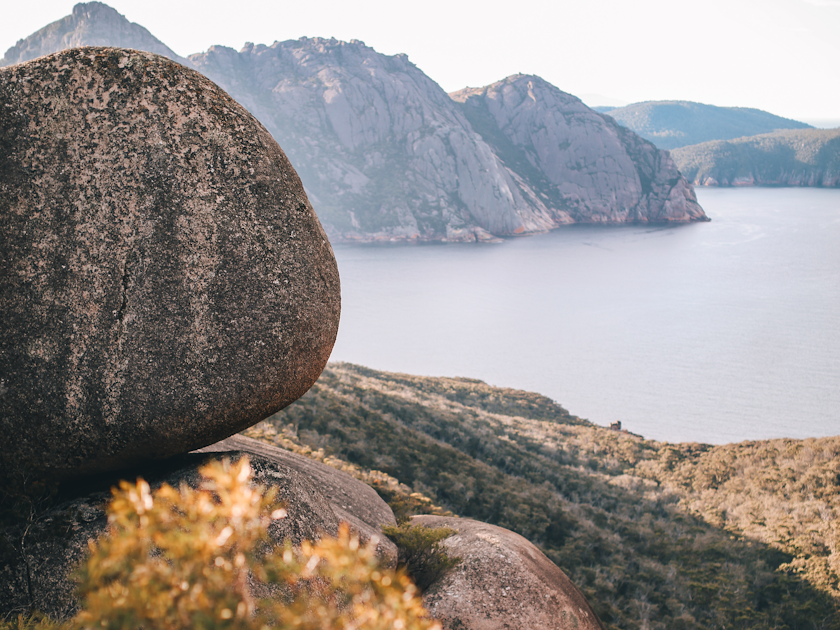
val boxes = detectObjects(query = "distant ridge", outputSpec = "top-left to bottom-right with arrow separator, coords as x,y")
0,2 -> 189,67
603,101 -> 812,150
672,128 -> 840,187
2,3 -> 709,240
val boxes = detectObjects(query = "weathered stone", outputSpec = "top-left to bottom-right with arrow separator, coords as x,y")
451,75 -> 708,225
415,515 -> 604,630
0,47 -> 340,478
0,451 -> 343,619
196,434 -> 399,564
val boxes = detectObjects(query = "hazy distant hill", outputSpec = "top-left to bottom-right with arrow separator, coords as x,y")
0,2 -> 189,67
601,101 -> 812,150
1,2 -> 708,240
672,128 -> 840,187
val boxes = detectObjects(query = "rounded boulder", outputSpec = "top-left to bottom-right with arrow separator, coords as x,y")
414,515 -> 604,630
0,47 -> 340,478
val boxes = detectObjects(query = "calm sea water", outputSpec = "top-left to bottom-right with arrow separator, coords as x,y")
329,188 -> 840,445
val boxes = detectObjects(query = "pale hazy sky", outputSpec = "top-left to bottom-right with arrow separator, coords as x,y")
3,0 -> 840,121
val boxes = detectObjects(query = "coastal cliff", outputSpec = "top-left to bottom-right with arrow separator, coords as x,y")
452,76 -> 706,225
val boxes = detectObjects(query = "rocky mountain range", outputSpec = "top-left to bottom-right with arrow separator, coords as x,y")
671,128 -> 840,187
0,2 -> 706,241
1,2 -> 707,241
596,101 -> 812,150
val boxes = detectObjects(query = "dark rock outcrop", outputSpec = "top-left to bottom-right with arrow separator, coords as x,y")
415,515 -> 604,630
671,128 -> 840,187
0,451 -> 345,618
0,48 -> 340,479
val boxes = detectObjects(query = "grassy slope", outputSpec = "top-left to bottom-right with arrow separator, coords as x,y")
245,363 -> 840,630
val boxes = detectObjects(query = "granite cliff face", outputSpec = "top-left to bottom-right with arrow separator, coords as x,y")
452,76 -> 706,224
189,40 -> 551,241
3,2 -> 708,241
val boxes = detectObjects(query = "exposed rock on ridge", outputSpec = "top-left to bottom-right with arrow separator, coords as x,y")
452,76 -> 706,224
415,515 -> 604,630
0,449 -> 380,618
196,434 -> 399,561
0,2 -> 190,68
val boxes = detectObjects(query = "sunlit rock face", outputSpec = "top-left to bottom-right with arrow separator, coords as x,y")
192,44 -> 707,241
451,75 -> 707,225
0,47 -> 340,478
189,38 -> 556,242
416,515 -> 605,630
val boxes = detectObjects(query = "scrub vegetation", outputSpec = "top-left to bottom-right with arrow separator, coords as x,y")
0,457 -> 439,630
246,362 -> 840,630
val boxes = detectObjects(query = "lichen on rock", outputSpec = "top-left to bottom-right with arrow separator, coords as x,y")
0,47 -> 340,478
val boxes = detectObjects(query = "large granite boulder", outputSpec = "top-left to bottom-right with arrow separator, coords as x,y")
0,451 -> 344,618
0,47 -> 340,478
415,515 -> 604,630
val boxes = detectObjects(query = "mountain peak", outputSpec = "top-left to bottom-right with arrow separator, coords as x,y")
1,2 -> 188,67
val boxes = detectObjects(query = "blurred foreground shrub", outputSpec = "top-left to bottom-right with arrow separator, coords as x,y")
2,457 -> 440,630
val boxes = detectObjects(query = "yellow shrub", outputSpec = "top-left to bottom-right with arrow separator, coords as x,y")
73,457 -> 440,630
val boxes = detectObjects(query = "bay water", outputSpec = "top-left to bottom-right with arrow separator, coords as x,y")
329,188 -> 840,444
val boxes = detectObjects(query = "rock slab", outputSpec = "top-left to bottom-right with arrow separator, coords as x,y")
0,47 -> 340,478
195,434 -> 399,562
415,515 -> 604,630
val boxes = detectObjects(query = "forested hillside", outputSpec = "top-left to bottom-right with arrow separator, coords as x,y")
246,363 -> 840,630
672,128 -> 840,187
600,101 -> 811,150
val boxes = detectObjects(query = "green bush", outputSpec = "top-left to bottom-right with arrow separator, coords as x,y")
382,523 -> 461,592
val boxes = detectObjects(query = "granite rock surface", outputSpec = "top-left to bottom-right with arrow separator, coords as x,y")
452,75 -> 707,225
196,434 -> 399,562
415,515 -> 604,630
0,47 -> 340,478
